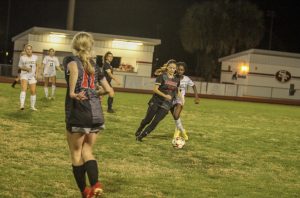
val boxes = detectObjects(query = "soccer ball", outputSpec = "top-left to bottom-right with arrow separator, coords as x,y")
172,137 -> 185,149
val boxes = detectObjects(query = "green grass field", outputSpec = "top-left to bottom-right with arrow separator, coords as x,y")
0,82 -> 299,198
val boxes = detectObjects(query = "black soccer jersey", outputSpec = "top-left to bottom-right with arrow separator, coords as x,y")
149,73 -> 180,110
155,73 -> 180,100
63,56 -> 104,129
102,62 -> 113,83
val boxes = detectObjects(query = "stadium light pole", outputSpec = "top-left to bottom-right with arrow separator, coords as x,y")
267,10 -> 275,50
4,0 -> 11,64
67,0 -> 76,30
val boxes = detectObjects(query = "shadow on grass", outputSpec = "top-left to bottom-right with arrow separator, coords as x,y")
147,134 -> 170,139
5,110 -> 33,120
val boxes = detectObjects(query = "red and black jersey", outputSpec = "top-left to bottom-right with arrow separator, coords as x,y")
63,56 -> 104,129
149,73 -> 180,110
155,73 -> 180,100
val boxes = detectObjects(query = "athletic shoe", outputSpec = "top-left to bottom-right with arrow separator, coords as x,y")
82,187 -> 91,198
30,107 -> 38,111
107,109 -> 115,113
89,182 -> 103,198
182,129 -> 188,141
136,132 -> 146,142
173,128 -> 180,138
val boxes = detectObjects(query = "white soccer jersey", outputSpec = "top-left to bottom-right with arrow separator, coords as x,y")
43,55 -> 60,77
18,55 -> 38,78
179,75 -> 194,97
174,75 -> 195,105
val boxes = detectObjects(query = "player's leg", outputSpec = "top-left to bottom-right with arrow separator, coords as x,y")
50,76 -> 56,99
137,107 -> 169,141
107,82 -> 115,113
135,104 -> 158,137
44,77 -> 49,98
173,104 -> 188,140
20,79 -> 28,110
171,104 -> 180,138
29,80 -> 37,110
82,133 -> 103,197
67,131 -> 88,196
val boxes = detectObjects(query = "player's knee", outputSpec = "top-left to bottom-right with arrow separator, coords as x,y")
82,147 -> 94,161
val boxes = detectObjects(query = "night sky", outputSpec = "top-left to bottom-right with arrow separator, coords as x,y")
1,0 -> 300,76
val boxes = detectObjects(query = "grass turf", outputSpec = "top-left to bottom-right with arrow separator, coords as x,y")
0,82 -> 299,197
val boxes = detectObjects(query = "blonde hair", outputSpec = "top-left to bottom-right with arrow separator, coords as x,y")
154,59 -> 177,76
71,32 -> 95,74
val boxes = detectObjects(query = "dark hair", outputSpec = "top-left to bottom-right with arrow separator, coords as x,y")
104,51 -> 113,61
177,61 -> 187,70
49,48 -> 55,52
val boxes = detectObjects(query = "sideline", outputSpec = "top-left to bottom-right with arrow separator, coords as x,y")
1,76 -> 299,106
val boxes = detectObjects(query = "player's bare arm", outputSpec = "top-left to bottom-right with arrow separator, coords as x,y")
106,69 -> 121,85
192,85 -> 199,104
68,61 -> 87,101
153,84 -> 172,101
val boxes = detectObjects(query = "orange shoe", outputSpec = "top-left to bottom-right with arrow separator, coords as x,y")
89,182 -> 103,197
82,187 -> 91,198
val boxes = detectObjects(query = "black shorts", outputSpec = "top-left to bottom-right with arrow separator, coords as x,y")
66,123 -> 104,133
148,96 -> 173,111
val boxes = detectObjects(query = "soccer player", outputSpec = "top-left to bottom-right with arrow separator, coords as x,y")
18,44 -> 39,111
42,48 -> 61,99
102,51 -> 121,113
135,59 -> 183,141
63,32 -> 104,198
171,62 -> 199,140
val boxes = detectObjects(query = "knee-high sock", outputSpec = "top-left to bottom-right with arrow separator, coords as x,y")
72,164 -> 86,192
175,118 -> 184,132
84,160 -> 99,186
51,85 -> 56,97
30,95 -> 36,108
20,91 -> 26,107
108,97 -> 114,110
44,87 -> 48,97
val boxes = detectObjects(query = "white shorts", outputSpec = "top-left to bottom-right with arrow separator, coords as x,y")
20,75 -> 37,84
173,97 -> 184,105
44,72 -> 56,78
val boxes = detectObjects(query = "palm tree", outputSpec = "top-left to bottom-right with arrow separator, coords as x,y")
180,0 -> 264,81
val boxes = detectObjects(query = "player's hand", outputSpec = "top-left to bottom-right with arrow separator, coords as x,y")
194,98 -> 200,104
70,91 -> 88,101
165,95 -> 172,101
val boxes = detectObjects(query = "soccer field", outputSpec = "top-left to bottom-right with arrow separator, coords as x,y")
0,83 -> 299,198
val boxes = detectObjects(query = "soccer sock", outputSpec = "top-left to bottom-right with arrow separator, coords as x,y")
72,164 -> 86,192
20,91 -> 26,107
107,97 -> 114,110
175,118 -> 184,132
12,80 -> 17,87
84,160 -> 99,186
51,85 -> 56,97
30,95 -> 36,108
44,87 -> 48,97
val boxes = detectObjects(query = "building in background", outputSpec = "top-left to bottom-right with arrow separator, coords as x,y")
11,26 -> 161,85
219,49 -> 300,100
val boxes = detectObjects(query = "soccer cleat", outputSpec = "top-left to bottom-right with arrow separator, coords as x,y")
20,106 -> 24,110
173,128 -> 180,138
82,187 -> 91,198
107,109 -> 115,113
136,131 -> 147,142
89,182 -> 103,198
182,129 -> 189,141
30,107 -> 38,111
